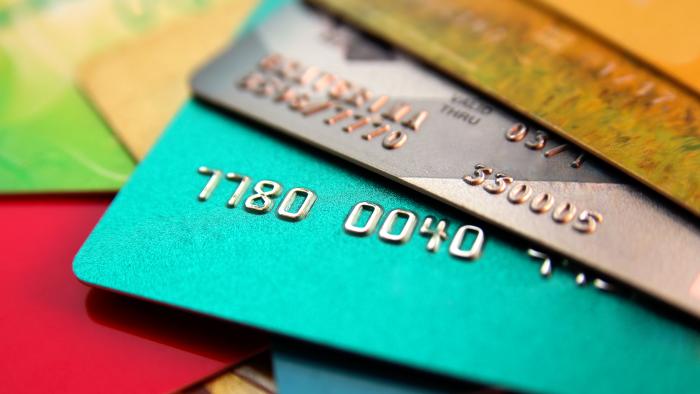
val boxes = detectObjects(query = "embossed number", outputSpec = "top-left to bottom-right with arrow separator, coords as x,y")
505,123 -> 528,141
379,209 -> 418,244
197,166 -> 223,201
483,172 -> 513,194
573,210 -> 604,234
449,225 -> 484,260
419,216 -> 449,252
225,172 -> 251,208
463,164 -> 493,186
277,188 -> 317,221
245,180 -> 282,213
344,202 -> 384,236
552,202 -> 577,223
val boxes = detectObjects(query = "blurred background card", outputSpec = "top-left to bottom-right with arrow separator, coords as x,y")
0,0 -> 237,193
179,351 -> 276,394
79,0 -> 257,161
534,0 -> 700,94
271,341 -> 486,394
0,195 -> 268,393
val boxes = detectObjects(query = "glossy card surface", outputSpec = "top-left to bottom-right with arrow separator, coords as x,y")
0,196 -> 267,393
73,98 -> 700,394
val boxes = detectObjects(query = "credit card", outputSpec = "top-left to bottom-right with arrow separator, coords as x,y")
79,0 -> 258,161
534,0 -> 700,94
191,4 -> 700,318
0,0 -> 232,193
179,352 -> 276,394
309,0 -> 700,217
272,341 -> 483,394
73,98 -> 700,393
0,195 -> 267,393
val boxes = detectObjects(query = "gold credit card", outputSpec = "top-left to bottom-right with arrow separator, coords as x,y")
534,0 -> 700,95
310,0 -> 700,217
178,352 -> 276,394
79,0 -> 257,161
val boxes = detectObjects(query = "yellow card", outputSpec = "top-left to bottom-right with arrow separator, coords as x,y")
535,0 -> 700,93
79,0 -> 257,160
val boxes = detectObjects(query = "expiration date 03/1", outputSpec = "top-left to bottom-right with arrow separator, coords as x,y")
195,166 -> 485,260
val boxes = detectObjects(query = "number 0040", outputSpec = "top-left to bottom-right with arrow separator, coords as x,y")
344,202 -> 485,260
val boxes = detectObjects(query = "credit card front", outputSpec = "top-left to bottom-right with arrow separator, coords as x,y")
73,98 -> 700,394
191,3 -> 700,318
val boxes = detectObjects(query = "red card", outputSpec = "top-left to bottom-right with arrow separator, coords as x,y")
0,196 -> 268,393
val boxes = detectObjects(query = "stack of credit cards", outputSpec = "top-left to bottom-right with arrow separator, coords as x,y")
4,0 -> 698,392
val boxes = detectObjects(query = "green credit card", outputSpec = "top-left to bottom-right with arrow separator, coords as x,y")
0,0 -> 230,193
74,94 -> 700,393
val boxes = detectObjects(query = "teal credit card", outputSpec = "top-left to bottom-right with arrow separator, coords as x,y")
74,97 -> 700,393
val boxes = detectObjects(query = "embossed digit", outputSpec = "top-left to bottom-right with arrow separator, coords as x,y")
530,192 -> 555,213
449,225 -> 484,260
483,172 -> 513,194
527,248 -> 553,277
344,202 -> 383,236
505,123 -> 528,141
239,72 -> 264,91
278,60 -> 302,79
244,180 -> 282,213
507,183 -> 532,204
225,173 -> 251,208
256,76 -> 284,97
259,53 -> 283,71
378,209 -> 418,244
573,210 -> 603,234
524,130 -> 547,150
463,164 -> 493,186
419,216 -> 449,252
289,92 -> 310,111
197,166 -> 222,201
277,188 -> 317,221
382,130 -> 408,150
552,202 -> 577,223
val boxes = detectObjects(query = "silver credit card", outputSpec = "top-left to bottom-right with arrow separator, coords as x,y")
191,4 -> 700,317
